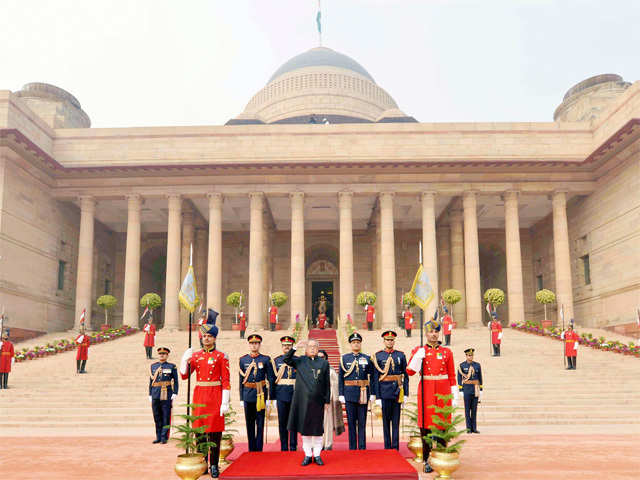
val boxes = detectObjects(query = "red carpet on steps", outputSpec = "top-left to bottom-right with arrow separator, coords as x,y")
220,450 -> 417,480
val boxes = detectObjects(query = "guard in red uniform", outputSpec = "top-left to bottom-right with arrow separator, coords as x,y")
0,330 -> 15,389
180,309 -> 230,478
318,312 -> 327,329
561,321 -> 579,370
406,316 -> 458,474
143,318 -> 156,359
269,303 -> 278,332
402,305 -> 414,337
442,307 -> 453,346
238,309 -> 247,339
365,303 -> 375,331
75,325 -> 90,374
489,312 -> 503,356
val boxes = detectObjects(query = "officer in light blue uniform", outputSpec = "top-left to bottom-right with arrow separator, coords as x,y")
339,332 -> 375,450
149,346 -> 179,444
271,335 -> 298,451
457,347 -> 483,433
239,334 -> 276,452
372,330 -> 409,450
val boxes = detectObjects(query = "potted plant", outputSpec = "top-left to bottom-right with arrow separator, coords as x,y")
140,292 -> 162,328
172,404 -> 216,480
424,393 -> 466,479
97,294 -> 118,331
483,288 -> 505,325
220,405 -> 239,465
270,291 -> 288,308
442,289 -> 462,327
402,401 -> 424,463
535,289 -> 556,329
226,292 -> 244,331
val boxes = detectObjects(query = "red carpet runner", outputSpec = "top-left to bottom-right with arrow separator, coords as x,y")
220,450 -> 417,480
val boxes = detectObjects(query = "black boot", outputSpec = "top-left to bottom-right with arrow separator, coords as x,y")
424,463 -> 433,473
301,457 -> 312,466
80,360 -> 87,373
3,373 -> 8,389
209,465 -> 219,478
76,360 -> 81,373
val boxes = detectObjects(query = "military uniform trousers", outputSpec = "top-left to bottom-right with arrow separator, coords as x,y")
381,399 -> 401,450
276,400 -> 297,451
345,401 -> 368,450
244,402 -> 265,451
152,399 -> 172,441
463,393 -> 479,432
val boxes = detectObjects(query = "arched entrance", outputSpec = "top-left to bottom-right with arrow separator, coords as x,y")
479,244 -> 507,325
140,243 -> 167,328
305,244 -> 339,329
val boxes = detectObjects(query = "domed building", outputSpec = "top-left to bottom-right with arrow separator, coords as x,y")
0,46 -> 639,339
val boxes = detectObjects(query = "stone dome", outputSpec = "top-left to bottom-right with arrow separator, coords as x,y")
228,47 -> 414,125
15,83 -> 91,128
554,74 -> 631,123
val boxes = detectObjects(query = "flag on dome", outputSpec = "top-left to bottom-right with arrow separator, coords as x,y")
408,264 -> 434,311
316,1 -> 322,34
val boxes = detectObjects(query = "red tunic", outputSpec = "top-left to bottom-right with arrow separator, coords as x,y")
365,305 -> 375,324
269,306 -> 278,324
75,334 -> 90,360
0,341 -> 15,373
406,344 -> 456,429
490,321 -> 503,344
318,313 -> 327,329
563,330 -> 579,356
238,312 -> 247,331
143,323 -> 156,347
403,310 -> 414,330
181,348 -> 231,433
442,315 -> 453,335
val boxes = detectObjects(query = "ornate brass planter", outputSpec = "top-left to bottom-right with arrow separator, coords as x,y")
407,435 -> 423,463
429,451 -> 460,479
174,453 -> 207,480
219,437 -> 234,465
373,403 -> 383,420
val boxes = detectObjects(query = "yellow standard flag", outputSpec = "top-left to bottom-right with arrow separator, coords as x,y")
179,265 -> 199,313
408,264 -> 434,311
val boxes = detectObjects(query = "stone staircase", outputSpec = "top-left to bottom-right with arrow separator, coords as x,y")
1,325 -> 639,437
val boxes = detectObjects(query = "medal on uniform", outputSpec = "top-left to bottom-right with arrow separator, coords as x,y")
208,357 -> 214,365
437,353 -> 442,359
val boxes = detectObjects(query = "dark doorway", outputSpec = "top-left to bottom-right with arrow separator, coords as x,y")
311,281 -> 334,328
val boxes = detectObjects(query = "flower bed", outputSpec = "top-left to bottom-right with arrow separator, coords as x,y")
14,326 -> 138,363
510,321 -> 640,358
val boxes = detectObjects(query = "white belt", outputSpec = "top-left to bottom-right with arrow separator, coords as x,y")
422,374 -> 449,381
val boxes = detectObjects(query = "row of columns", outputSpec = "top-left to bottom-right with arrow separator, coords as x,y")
73,190 -> 575,330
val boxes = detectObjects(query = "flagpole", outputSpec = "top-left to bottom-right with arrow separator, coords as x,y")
561,305 -> 566,369
418,241 -> 426,442
187,244 -> 194,419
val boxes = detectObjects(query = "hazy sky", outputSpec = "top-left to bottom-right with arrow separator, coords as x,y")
3,0 -> 639,127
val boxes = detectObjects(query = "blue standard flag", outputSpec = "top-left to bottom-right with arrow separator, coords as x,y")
408,265 -> 434,311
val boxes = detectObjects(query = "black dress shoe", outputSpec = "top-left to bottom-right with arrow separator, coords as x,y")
314,456 -> 324,466
209,465 -> 219,478
152,439 -> 161,444
161,439 -> 168,444
424,464 -> 433,473
301,456 -> 312,466
473,430 -> 480,434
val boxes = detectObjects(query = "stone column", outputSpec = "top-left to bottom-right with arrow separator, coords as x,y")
122,195 -> 142,328
437,226 -> 451,294
379,192 -> 397,328
164,194 -> 182,330
422,192 -> 439,316
552,191 -> 574,323
463,192 -> 482,325
249,193 -> 265,328
195,227 -> 208,309
449,205 -> 466,326
339,192 -> 355,324
74,196 -> 96,330
207,193 -> 223,313
290,192 -> 305,324
504,191 -> 525,325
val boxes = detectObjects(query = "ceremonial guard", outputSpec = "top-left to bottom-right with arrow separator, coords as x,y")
271,335 -> 298,451
143,317 -> 156,359
372,330 -> 409,450
318,312 -> 327,329
149,347 -> 178,443
442,307 -> 453,346
365,303 -> 375,331
180,309 -> 230,478
269,302 -> 278,332
406,317 -> 458,474
238,308 -> 247,339
402,304 -> 414,337
561,320 -> 579,370
489,312 -> 503,356
239,334 -> 275,451
284,339 -> 331,466
457,348 -> 483,433
75,324 -> 90,374
0,330 -> 15,389
339,332 -> 375,450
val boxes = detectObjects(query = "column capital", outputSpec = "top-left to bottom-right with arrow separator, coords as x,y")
502,190 -> 520,202
421,191 -> 437,200
207,192 -> 223,200
167,194 -> 181,211
379,191 -> 395,199
249,191 -> 264,199
289,191 -> 305,200
462,190 -> 478,199
550,190 -> 568,202
338,191 -> 353,208
207,192 -> 223,208
338,190 -> 353,198
125,194 -> 143,207
78,195 -> 96,211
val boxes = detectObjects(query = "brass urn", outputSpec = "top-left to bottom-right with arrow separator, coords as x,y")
373,403 -> 383,420
219,437 -> 234,465
429,451 -> 460,479
175,453 -> 207,480
407,435 -> 423,463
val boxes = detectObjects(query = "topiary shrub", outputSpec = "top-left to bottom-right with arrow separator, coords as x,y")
356,291 -> 377,307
